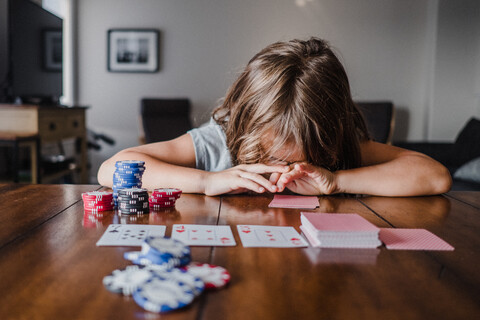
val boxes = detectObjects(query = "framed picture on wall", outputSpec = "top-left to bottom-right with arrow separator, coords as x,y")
107,29 -> 159,73
43,29 -> 62,71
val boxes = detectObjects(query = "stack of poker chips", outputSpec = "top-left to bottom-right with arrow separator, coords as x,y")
103,236 -> 231,313
82,191 -> 114,213
149,188 -> 182,210
117,188 -> 150,215
113,160 -> 145,206
82,191 -> 114,226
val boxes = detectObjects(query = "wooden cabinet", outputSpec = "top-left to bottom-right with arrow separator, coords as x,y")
0,104 -> 89,183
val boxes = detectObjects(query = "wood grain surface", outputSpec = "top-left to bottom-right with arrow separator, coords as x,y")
0,186 -> 479,320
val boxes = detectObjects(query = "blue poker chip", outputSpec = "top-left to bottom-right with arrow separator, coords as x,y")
144,236 -> 191,259
115,160 -> 145,167
133,276 -> 195,313
114,169 -> 145,175
145,267 -> 205,297
113,182 -> 143,188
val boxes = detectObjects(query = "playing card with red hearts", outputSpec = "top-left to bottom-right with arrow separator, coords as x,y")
237,225 -> 308,248
171,224 -> 236,246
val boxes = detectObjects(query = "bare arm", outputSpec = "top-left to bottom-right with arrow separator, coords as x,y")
97,134 -> 288,195
335,141 -> 452,196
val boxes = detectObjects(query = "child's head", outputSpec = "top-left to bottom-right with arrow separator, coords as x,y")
213,37 -> 369,171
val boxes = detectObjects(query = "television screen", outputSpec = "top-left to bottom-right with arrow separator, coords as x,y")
6,0 -> 63,104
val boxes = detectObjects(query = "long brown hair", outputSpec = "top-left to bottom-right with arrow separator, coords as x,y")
213,37 -> 369,171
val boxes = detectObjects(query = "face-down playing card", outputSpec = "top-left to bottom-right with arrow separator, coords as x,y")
268,195 -> 319,209
379,228 -> 454,251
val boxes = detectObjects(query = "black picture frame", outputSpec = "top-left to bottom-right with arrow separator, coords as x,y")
107,29 -> 159,73
43,29 -> 62,72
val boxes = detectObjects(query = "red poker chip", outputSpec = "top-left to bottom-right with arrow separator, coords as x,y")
149,202 -> 175,208
83,205 -> 114,211
151,188 -> 182,198
181,263 -> 230,289
149,198 -> 176,205
82,191 -> 113,201
83,200 -> 114,206
84,206 -> 114,213
149,196 -> 176,203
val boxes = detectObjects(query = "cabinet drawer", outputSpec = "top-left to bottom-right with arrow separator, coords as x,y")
38,110 -> 85,141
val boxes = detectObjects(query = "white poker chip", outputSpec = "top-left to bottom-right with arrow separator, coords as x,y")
133,276 -> 195,313
182,263 -> 230,289
124,251 -> 186,269
146,267 -> 205,297
102,265 -> 153,296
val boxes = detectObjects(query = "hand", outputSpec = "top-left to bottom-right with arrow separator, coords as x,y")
275,162 -> 338,195
203,164 -> 290,196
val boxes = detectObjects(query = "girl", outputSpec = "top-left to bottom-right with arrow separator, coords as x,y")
98,37 -> 451,196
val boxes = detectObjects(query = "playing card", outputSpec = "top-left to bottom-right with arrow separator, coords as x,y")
96,224 -> 166,246
379,228 -> 454,251
171,224 -> 236,246
268,195 -> 319,209
237,225 -> 308,248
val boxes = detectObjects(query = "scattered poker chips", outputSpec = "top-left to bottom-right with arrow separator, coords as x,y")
149,188 -> 182,209
113,160 -> 145,206
117,188 -> 150,215
103,236 -> 230,313
82,191 -> 114,212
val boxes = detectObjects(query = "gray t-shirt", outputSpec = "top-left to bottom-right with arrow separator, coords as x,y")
187,118 -> 232,172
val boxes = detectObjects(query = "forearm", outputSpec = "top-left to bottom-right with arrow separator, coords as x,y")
97,150 -> 209,193
335,154 -> 452,196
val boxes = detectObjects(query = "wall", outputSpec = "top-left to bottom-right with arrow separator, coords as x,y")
76,0 -> 479,182
429,0 -> 480,139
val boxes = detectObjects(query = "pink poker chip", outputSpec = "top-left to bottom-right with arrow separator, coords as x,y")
182,263 -> 230,289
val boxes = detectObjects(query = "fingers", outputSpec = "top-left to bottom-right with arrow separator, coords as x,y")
238,171 -> 278,193
269,172 -> 282,184
276,166 -> 306,192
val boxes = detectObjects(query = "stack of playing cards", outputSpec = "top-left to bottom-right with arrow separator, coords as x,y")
300,212 -> 382,248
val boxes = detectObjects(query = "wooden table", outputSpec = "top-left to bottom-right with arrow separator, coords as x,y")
0,184 -> 479,320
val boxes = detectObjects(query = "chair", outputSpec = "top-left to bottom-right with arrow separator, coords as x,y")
355,101 -> 395,144
140,98 -> 193,143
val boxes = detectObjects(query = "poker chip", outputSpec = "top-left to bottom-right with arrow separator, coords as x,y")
152,188 -> 182,198
103,265 -> 153,296
144,236 -> 190,259
82,191 -> 114,212
149,196 -> 176,203
181,263 -> 231,289
124,237 -> 191,268
133,276 -> 195,313
115,160 -> 145,168
145,267 -> 204,297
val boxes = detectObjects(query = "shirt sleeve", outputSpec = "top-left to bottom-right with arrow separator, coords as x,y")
187,118 -> 232,172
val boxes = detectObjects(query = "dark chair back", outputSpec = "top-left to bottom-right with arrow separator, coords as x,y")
355,101 -> 395,144
140,98 -> 193,143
